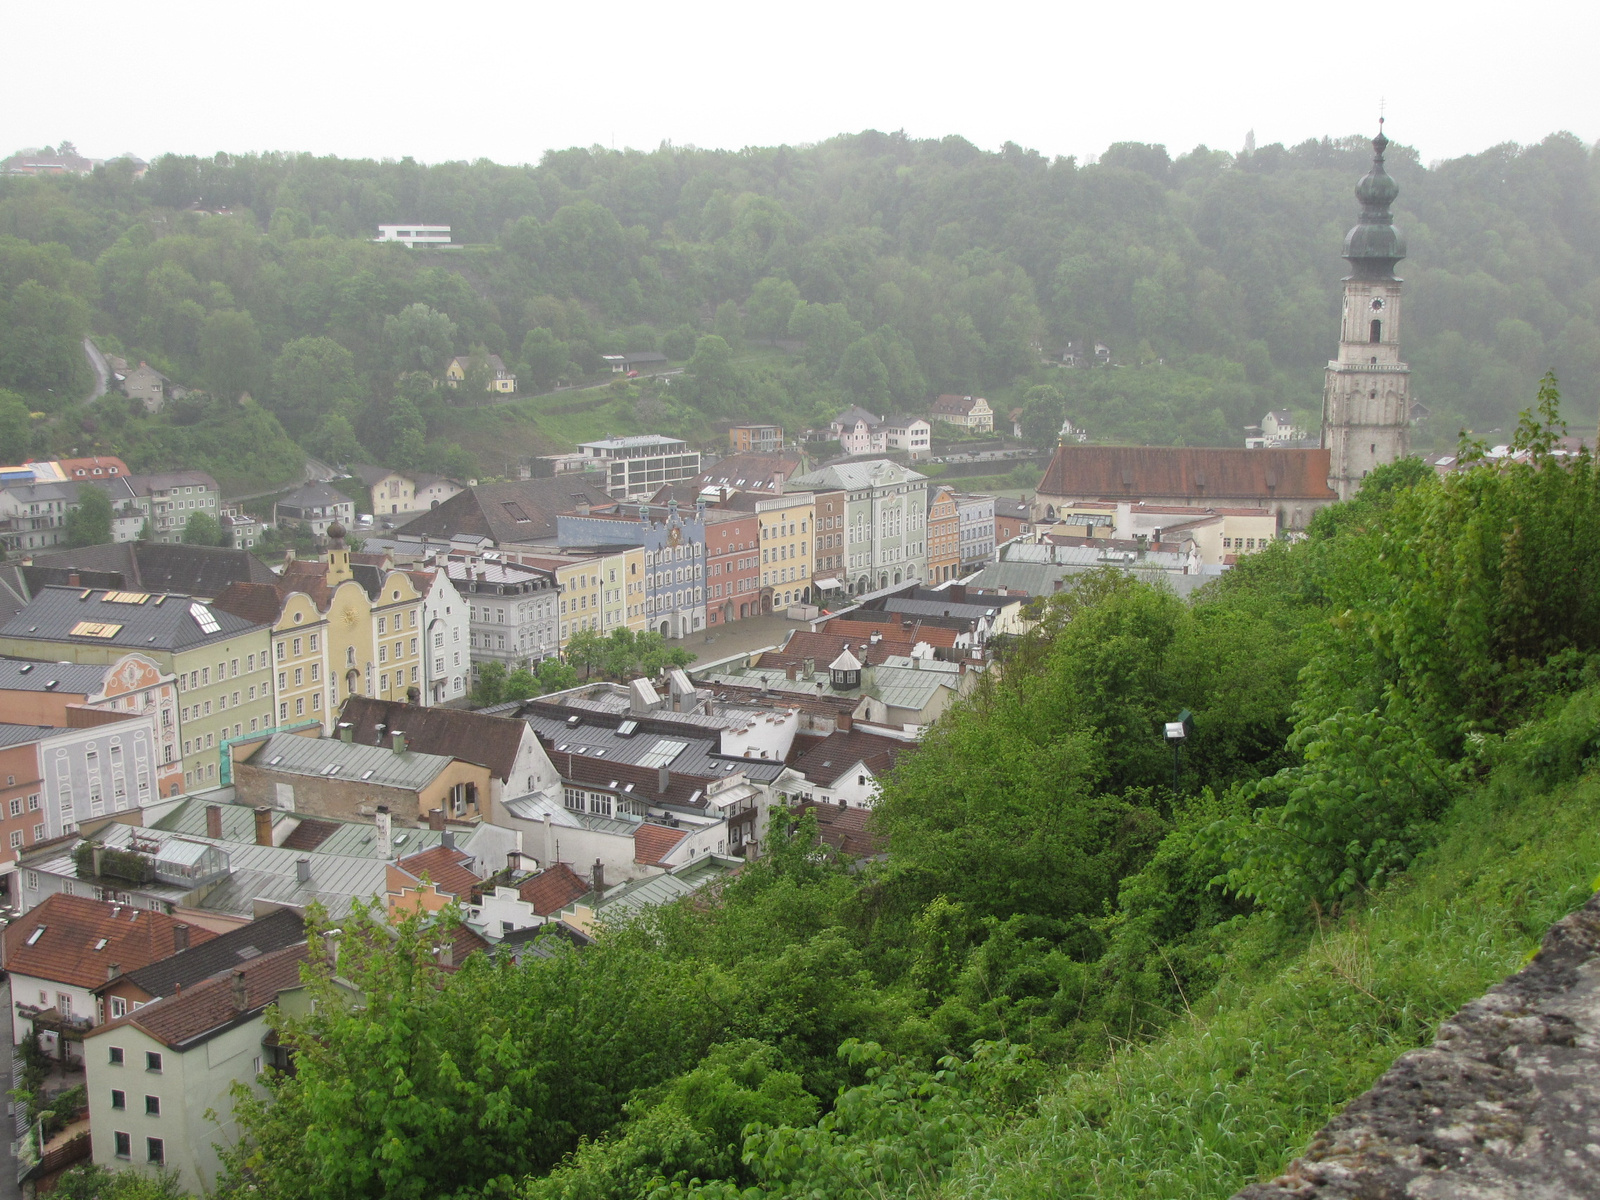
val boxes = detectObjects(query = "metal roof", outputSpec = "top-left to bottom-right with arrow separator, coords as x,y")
0,658 -> 114,694
864,663 -> 960,713
787,460 -> 928,492
244,732 -> 458,790
0,722 -> 55,749
0,585 -> 266,651
519,709 -> 786,783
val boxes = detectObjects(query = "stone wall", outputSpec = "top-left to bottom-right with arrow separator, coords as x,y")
1234,891 -> 1600,1198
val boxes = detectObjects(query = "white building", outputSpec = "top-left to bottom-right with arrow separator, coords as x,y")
577,436 -> 701,500
882,415 -> 933,461
417,560 -> 471,703
374,224 -> 454,247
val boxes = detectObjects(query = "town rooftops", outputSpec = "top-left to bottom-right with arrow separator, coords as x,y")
0,893 -> 219,989
1038,445 -> 1338,502
395,845 -> 484,897
396,478 -> 614,546
241,732 -> 459,792
831,405 -> 881,428
89,943 -> 310,1051
787,460 -> 928,492
517,863 -> 591,916
0,723 -> 61,750
634,822 -> 689,867
0,586 -> 265,651
793,801 -> 886,858
275,482 -> 353,512
790,729 -> 908,788
931,394 -> 985,415
347,464 -> 407,487
93,908 -> 306,1000
0,658 -> 118,695
689,452 -> 804,496
338,696 -> 532,784
126,470 -> 218,496
1,541 -> 276,605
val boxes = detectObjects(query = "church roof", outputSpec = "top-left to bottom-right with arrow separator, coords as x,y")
1037,446 -> 1338,503
1344,126 -> 1406,277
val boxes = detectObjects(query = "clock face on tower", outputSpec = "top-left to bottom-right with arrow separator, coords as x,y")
1370,298 -> 1385,311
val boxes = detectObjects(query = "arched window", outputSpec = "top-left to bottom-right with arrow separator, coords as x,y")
1369,319 -> 1382,344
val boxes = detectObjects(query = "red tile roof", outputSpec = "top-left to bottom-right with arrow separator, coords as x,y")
817,616 -> 959,649
1038,445 -> 1338,503
795,802 -> 886,857
211,581 -> 286,627
517,863 -> 591,916
790,730 -> 908,789
633,823 -> 689,867
339,696 -> 530,783
1,894 -> 218,990
396,845 -> 484,898
93,944 -> 308,1050
438,925 -> 490,971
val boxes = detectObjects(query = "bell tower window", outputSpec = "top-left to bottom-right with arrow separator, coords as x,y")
1369,319 -> 1382,344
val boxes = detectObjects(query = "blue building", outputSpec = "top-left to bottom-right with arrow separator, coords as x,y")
557,500 -> 707,640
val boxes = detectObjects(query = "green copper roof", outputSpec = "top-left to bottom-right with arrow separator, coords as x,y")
1343,127 -> 1406,278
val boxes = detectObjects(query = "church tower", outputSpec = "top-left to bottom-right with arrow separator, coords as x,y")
1322,125 -> 1410,501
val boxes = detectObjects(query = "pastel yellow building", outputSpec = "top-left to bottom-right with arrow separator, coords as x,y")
754,493 -> 816,608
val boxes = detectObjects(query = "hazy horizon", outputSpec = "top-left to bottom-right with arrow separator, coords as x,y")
4,0 -> 1596,170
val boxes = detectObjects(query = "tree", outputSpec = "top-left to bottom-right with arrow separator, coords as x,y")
200,309 -> 265,401
747,277 -> 801,340
306,413 -> 365,465
535,657 -> 578,694
0,389 -> 33,463
836,338 -> 891,406
470,661 -> 507,707
270,337 -> 360,436
504,664 -> 539,702
182,510 -> 223,546
52,1162 -> 190,1199
714,300 -> 745,350
564,629 -> 606,679
680,335 -> 742,415
383,304 -> 457,376
517,328 -> 568,392
65,485 -> 113,547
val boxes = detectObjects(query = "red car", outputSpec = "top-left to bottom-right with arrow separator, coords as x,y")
626,370 -> 640,378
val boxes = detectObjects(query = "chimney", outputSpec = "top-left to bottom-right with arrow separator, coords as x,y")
441,829 -> 456,851
428,807 -> 445,831
785,663 -> 798,681
107,961 -> 120,982
375,806 -> 393,858
391,731 -> 406,755
205,804 -> 223,839
658,766 -> 670,794
284,548 -> 295,564
91,844 -> 104,876
295,857 -> 311,883
337,722 -> 353,743
68,572 -> 81,587
254,806 -> 273,847
173,924 -> 190,952
837,712 -> 853,732
802,657 -> 815,678
230,969 -> 248,1013
592,858 -> 605,893
574,497 -> 591,517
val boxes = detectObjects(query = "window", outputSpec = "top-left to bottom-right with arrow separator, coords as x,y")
111,996 -> 127,1018
7,798 -> 17,818
114,1131 -> 131,1160
377,616 -> 387,634
109,1046 -> 124,1065
276,643 -> 285,661
147,1137 -> 164,1165
9,831 -> 20,851
111,1088 -> 126,1110
309,634 -> 319,651
27,793 -> 37,810
146,1051 -> 162,1073
145,1094 -> 160,1116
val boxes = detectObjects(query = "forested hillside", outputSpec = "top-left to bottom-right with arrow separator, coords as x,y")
2,129 -> 1597,488
131,381 -> 1594,1200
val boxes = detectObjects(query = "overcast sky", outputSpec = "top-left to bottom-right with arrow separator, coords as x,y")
6,0 -> 1596,168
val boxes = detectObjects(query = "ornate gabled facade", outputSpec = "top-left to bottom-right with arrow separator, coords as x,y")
1322,124 -> 1411,501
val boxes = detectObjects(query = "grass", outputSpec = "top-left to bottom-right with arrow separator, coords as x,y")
933,765 -> 1600,1199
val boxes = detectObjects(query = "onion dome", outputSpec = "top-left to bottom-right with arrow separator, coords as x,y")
1343,125 -> 1406,278
326,520 -> 346,542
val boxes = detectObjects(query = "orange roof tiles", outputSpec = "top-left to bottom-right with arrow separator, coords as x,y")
517,863 -> 591,916
1039,445 -> 1338,503
396,845 -> 484,898
2,894 -> 218,990
94,943 -> 308,1049
633,823 -> 689,867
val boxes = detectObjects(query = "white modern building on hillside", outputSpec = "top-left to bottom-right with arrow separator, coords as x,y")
374,224 -> 454,247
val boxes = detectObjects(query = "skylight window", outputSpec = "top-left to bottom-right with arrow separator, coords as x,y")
360,769 -> 375,780
639,739 -> 689,769
190,603 -> 221,634
70,621 -> 122,639
26,927 -> 45,945
93,938 -> 108,950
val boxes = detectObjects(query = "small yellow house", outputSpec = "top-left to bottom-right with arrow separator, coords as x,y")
445,354 -> 516,394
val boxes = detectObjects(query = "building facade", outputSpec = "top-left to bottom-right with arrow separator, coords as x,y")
956,494 -> 996,570
754,493 -> 816,611
577,436 -> 701,500
704,511 -> 761,625
1323,127 -> 1411,501
129,472 -> 221,545
882,415 -> 933,461
787,461 -> 928,596
557,504 -> 707,640
930,395 -> 994,433
927,486 -> 960,582
447,554 -> 560,667
728,424 -> 784,453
